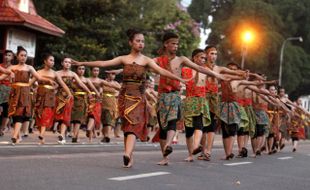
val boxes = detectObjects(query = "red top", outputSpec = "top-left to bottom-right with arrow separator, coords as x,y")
204,64 -> 218,93
0,64 -> 11,86
237,98 -> 253,106
237,98 -> 245,106
157,56 -> 180,93
244,98 -> 253,106
205,80 -> 218,94
182,67 -> 206,97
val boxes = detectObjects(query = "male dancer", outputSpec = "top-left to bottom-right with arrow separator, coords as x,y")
0,50 -> 14,135
197,47 -> 246,161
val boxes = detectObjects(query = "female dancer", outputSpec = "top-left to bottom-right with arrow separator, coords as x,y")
86,67 -> 119,143
32,53 -> 72,144
0,46 -> 55,144
71,65 -> 100,143
55,57 -> 92,144
72,29 -> 185,168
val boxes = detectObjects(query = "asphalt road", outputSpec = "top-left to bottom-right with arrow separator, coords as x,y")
0,141 -> 309,190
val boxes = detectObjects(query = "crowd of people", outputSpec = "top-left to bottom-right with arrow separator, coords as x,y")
0,29 -> 309,168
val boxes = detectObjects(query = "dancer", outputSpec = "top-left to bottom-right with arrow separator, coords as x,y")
0,50 -> 14,136
0,46 -> 55,145
55,57 -> 92,144
155,33 -> 227,165
32,53 -> 72,144
71,65 -> 100,143
72,29 -> 186,168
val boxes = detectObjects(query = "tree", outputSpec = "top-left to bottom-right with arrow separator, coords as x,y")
188,0 -> 310,98
33,0 -> 199,72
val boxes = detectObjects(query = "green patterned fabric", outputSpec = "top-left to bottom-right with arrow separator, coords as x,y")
71,94 -> 88,124
239,105 -> 249,130
182,97 -> 211,128
206,93 -> 219,117
157,91 -> 181,130
220,101 -> 241,125
0,85 -> 10,104
244,105 -> 257,138
101,109 -> 114,127
255,109 -> 269,125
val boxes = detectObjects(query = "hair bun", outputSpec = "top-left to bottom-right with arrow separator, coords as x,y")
126,29 -> 137,38
126,29 -> 143,41
17,46 -> 26,52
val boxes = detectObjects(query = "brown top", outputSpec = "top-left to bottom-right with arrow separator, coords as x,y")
123,63 -> 146,83
71,78 -> 85,92
12,70 -> 30,83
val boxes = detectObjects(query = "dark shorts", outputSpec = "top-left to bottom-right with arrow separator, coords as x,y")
12,116 -> 30,124
221,123 -> 238,139
237,128 -> 250,136
185,115 -> 203,138
291,137 -> 299,141
0,102 -> 9,118
71,120 -> 81,124
124,132 -> 137,139
158,107 -> 180,140
254,124 -> 265,138
159,119 -> 177,140
203,112 -> 217,133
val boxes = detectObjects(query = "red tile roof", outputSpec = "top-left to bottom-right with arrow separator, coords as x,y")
0,0 -> 65,37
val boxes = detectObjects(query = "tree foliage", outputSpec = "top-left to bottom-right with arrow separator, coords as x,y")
33,0 -> 199,71
188,0 -> 310,99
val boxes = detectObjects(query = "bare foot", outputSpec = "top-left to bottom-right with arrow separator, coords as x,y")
184,156 -> 194,162
250,154 -> 256,158
157,158 -> 169,166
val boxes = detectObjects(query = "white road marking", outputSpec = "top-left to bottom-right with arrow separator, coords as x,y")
277,156 -> 293,160
108,172 -> 171,181
224,162 -> 252,166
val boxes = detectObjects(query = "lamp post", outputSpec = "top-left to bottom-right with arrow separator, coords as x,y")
278,37 -> 303,86
241,31 -> 254,69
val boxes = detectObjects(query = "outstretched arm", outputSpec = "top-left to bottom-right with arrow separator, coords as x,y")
248,72 -> 266,81
218,66 -> 246,76
147,57 -> 185,84
181,56 -> 227,80
71,57 -> 123,68
105,69 -> 123,75
246,85 -> 271,96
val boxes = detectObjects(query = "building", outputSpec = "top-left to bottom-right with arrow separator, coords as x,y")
299,95 -> 310,112
0,0 -> 64,63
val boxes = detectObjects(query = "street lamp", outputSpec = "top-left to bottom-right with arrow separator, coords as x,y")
241,30 -> 254,69
278,37 -> 303,86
